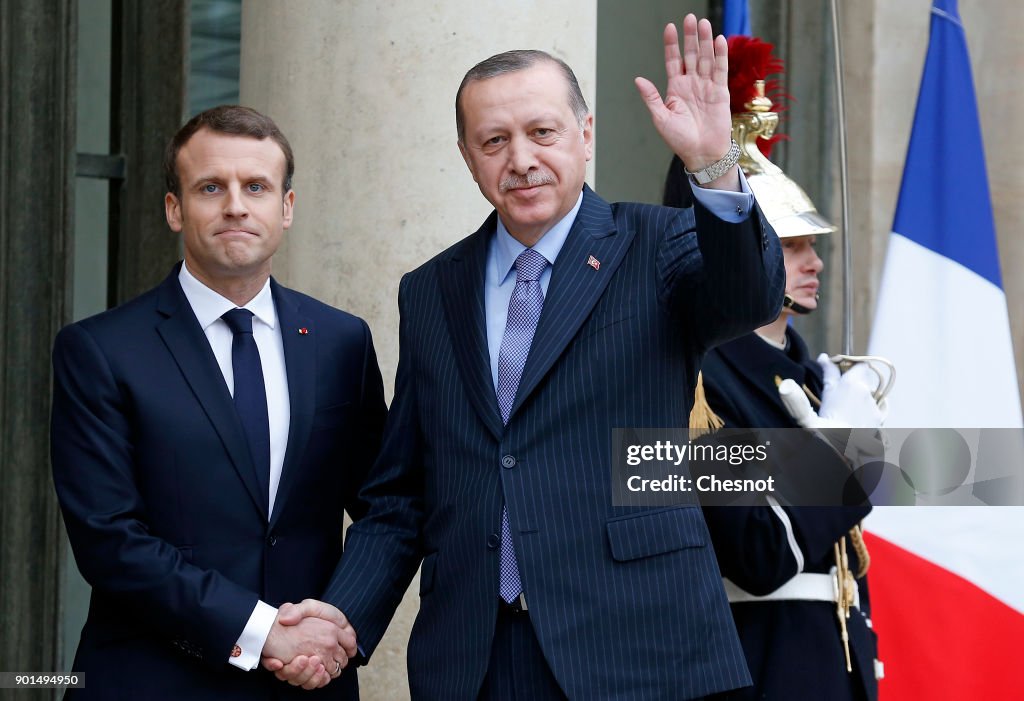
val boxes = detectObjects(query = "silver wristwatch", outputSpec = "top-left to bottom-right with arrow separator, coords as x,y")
684,139 -> 741,185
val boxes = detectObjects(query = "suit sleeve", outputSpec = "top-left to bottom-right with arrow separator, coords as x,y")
659,198 -> 785,353
322,276 -> 425,657
51,323 -> 258,665
339,318 -> 388,522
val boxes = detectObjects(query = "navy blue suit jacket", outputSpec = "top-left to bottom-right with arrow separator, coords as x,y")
50,266 -> 386,700
700,329 -> 878,700
325,186 -> 785,700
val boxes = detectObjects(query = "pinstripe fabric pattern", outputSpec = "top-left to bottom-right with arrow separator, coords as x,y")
325,186 -> 784,700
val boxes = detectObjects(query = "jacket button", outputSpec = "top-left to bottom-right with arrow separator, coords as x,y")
487,534 -> 500,550
501,455 -> 516,469
268,535 -> 278,547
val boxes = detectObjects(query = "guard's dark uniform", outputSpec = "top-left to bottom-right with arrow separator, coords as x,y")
700,328 -> 880,701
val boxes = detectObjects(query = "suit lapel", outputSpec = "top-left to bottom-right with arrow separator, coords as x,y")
511,186 -> 633,419
268,281 -> 314,528
155,269 -> 267,520
438,215 -> 505,441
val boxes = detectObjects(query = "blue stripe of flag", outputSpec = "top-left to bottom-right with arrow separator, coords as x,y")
892,0 -> 1002,288
723,0 -> 751,37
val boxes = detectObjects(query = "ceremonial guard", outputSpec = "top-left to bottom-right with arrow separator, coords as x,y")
667,36 -> 886,700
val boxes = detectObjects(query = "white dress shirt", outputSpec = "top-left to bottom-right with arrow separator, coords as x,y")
177,262 -> 287,670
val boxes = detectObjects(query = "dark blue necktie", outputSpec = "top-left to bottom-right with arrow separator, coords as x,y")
495,248 -> 548,603
222,309 -> 270,512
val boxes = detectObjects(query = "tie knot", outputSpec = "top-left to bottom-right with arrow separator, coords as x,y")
515,249 -> 548,283
222,308 -> 255,335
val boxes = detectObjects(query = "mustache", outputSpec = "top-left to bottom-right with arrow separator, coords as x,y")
500,171 -> 556,192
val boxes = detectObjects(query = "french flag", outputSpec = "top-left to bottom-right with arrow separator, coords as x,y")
722,0 -> 751,37
866,1 -> 1024,698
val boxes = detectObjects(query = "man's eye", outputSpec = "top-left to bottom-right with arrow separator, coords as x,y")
485,136 -> 506,146
248,183 -> 264,193
202,184 -> 219,193
535,129 -> 552,137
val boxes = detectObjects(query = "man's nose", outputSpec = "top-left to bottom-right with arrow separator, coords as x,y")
809,250 -> 824,273
223,184 -> 249,217
507,135 -> 538,174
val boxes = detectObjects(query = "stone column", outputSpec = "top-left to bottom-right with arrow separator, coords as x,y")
0,0 -> 76,688
239,3 -> 596,698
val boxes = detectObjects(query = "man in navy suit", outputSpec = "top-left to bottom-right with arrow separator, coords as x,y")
51,105 -> 386,699
272,14 -> 785,700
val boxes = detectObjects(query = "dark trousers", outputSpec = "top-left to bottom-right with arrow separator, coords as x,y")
477,605 -> 567,700
476,605 -> 745,701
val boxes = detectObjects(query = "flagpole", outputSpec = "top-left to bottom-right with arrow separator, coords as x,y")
830,0 -> 853,355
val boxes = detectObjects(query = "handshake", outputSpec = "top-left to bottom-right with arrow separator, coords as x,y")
260,599 -> 357,690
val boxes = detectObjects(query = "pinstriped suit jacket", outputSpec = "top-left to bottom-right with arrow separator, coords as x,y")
325,185 -> 785,700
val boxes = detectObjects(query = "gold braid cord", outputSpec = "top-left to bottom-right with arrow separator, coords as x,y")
849,524 -> 870,578
834,538 -> 854,673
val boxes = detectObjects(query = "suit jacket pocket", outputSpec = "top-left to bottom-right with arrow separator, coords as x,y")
606,506 -> 706,562
419,552 -> 438,596
311,401 -> 353,430
578,310 -> 637,341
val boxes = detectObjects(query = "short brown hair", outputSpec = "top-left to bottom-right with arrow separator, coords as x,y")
455,50 -> 589,143
164,105 -> 295,197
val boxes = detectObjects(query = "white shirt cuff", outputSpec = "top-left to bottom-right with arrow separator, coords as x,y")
228,600 -> 278,670
690,169 -> 754,223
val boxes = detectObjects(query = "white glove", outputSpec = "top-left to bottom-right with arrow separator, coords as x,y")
816,354 -> 885,429
779,356 -> 889,468
779,356 -> 887,430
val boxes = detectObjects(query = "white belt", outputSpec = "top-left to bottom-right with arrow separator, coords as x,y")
724,569 -> 860,609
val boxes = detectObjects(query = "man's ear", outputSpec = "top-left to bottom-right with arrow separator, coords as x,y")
582,113 -> 595,162
165,192 -> 183,232
282,189 -> 295,229
457,141 -> 479,184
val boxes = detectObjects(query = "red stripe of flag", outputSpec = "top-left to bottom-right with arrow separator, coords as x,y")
865,531 -> 1024,700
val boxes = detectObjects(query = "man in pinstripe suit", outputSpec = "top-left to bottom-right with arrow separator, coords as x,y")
270,13 -> 784,700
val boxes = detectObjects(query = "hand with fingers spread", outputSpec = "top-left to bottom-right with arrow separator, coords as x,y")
261,599 -> 359,689
635,13 -> 738,190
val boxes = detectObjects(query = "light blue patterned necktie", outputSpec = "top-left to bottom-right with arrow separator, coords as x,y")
496,248 -> 548,603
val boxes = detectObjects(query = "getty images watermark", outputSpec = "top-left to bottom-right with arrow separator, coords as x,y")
611,427 -> 1024,507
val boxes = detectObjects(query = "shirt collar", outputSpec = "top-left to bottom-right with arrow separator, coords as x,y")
178,262 -> 277,331
493,190 -> 585,284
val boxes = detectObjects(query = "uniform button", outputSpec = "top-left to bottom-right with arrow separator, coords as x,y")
268,535 -> 278,547
501,455 -> 516,469
487,534 -> 500,550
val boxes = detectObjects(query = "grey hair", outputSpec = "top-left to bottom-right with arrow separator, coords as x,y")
455,50 -> 590,143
